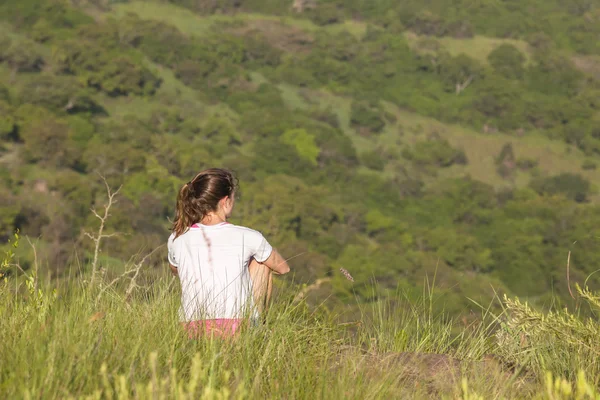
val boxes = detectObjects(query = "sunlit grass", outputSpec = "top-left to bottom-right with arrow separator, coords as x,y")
2,253 -> 600,399
403,31 -> 532,65
112,0 -> 366,39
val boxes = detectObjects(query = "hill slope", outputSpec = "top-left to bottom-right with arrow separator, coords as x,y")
1,0 -> 600,315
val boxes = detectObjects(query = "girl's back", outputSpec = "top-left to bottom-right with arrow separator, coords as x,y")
168,222 -> 272,321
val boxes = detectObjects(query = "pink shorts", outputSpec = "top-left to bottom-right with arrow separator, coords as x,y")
183,319 -> 245,339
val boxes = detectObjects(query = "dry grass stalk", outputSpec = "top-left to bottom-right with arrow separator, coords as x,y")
84,176 -> 122,288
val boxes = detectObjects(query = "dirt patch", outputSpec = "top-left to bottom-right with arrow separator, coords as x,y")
572,55 -> 600,81
229,20 -> 314,53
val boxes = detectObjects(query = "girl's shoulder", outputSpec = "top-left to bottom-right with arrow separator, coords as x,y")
224,223 -> 261,234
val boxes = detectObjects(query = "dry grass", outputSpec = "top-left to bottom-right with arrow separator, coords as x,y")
572,55 -> 600,81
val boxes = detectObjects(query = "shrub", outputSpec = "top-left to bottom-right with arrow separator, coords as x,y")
361,150 -> 386,171
54,40 -> 161,96
280,129 -> 320,166
350,101 -> 385,135
308,3 -> 344,26
488,44 -> 526,79
582,159 -> 597,170
0,37 -> 45,72
530,173 -> 591,203
497,285 -> 600,379
0,101 -> 17,140
19,117 -> 78,168
403,136 -> 468,168
17,75 -> 101,114
406,10 -> 446,36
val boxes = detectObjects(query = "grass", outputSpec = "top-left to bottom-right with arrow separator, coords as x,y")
112,1 -> 366,39
2,253 -> 600,399
403,31 -> 532,65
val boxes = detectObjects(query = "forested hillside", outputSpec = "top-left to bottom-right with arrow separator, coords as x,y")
1,0 -> 600,315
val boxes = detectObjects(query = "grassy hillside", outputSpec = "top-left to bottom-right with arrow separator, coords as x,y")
2,0 -> 600,396
2,260 -> 600,398
1,0 -> 600,319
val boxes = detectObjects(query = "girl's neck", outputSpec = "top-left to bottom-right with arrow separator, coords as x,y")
201,212 -> 227,226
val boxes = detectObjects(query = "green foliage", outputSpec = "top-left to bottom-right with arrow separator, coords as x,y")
350,101 -> 385,134
488,44 -> 526,79
437,54 -> 484,93
498,285 -> 600,380
17,74 -> 101,114
495,142 -> 516,178
1,0 -> 600,322
530,173 -> 592,203
308,4 -> 344,26
19,115 -> 79,168
0,37 -> 45,72
360,149 -> 386,171
280,129 -> 320,165
53,39 -> 162,96
582,159 -> 597,170
426,227 -> 492,272
0,229 -> 19,280
0,101 -> 17,140
403,136 -> 467,169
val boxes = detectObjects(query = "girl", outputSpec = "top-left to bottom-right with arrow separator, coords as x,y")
168,168 -> 290,338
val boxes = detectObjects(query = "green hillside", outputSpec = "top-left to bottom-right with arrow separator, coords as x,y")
1,0 -> 600,317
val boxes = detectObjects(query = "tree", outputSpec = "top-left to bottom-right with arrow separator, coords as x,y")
495,143 -> 516,179
350,101 -> 385,135
0,101 -> 17,140
437,54 -> 483,94
530,173 -> 591,203
0,37 -> 45,73
488,44 -> 526,79
19,117 -> 78,168
53,40 -> 162,96
18,75 -> 101,114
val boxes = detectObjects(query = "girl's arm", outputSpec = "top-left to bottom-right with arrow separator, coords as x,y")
261,249 -> 290,275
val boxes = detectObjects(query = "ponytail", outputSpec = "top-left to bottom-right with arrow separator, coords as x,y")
173,182 -> 196,238
172,169 -> 238,238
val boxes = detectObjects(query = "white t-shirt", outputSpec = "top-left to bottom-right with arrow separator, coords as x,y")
167,222 -> 273,322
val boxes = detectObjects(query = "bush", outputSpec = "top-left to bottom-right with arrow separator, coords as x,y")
516,157 -> 538,170
582,159 -> 597,170
361,150 -> 386,171
308,3 -> 344,26
0,101 -> 17,140
495,143 -> 516,178
437,54 -> 483,94
19,117 -> 78,168
488,44 -> 526,79
54,41 -> 161,96
497,286 -> 600,379
0,38 -> 45,72
17,75 -> 101,114
403,136 -> 468,168
530,173 -> 591,203
350,101 -> 385,135
280,129 -> 320,166
406,10 -> 446,36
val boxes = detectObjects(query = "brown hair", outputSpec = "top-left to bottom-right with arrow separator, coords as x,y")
172,168 -> 238,238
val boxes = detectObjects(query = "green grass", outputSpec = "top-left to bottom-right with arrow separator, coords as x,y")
2,259 -> 600,399
112,1 -> 366,39
403,31 -> 532,65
